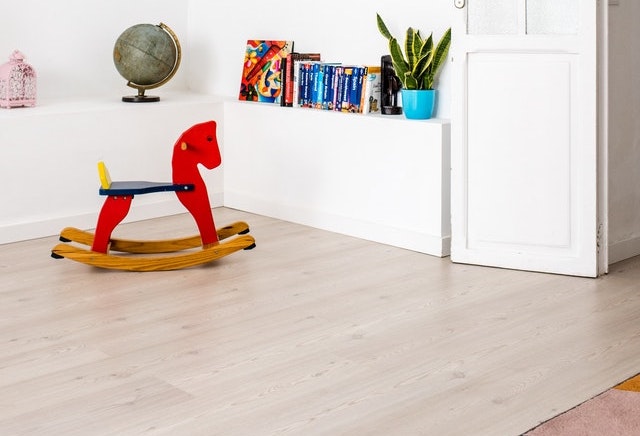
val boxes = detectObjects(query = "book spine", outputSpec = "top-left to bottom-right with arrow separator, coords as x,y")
333,66 -> 343,111
279,56 -> 288,107
321,64 -> 333,110
358,66 -> 368,113
301,62 -> 312,108
314,63 -> 324,109
292,57 -> 302,107
348,66 -> 363,113
362,65 -> 382,114
284,53 -> 295,107
306,62 -> 314,108
310,62 -> 321,109
340,67 -> 353,113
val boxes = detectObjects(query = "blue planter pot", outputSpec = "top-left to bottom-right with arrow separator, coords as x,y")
401,89 -> 436,120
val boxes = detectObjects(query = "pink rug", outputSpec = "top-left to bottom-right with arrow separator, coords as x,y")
524,373 -> 640,435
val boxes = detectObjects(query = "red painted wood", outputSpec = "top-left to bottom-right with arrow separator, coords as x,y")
91,195 -> 133,253
172,121 -> 221,246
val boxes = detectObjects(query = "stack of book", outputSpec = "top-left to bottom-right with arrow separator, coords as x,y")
281,53 -> 382,115
237,41 -> 382,115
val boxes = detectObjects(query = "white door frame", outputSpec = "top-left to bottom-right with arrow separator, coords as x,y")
597,0 -> 609,274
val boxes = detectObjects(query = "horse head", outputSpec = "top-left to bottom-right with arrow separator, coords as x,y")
172,121 -> 221,174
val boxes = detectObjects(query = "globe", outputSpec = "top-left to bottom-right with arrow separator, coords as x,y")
113,23 -> 181,102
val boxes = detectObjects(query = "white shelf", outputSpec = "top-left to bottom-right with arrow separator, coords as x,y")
223,101 -> 451,256
0,92 -> 225,119
1,94 -> 451,257
0,92 -> 226,244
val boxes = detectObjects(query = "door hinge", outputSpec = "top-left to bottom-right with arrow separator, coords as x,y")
596,222 -> 603,253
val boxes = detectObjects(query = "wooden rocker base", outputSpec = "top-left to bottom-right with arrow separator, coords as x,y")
51,233 -> 256,272
57,221 -> 250,254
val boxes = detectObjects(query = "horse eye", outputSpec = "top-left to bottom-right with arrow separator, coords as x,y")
206,136 -> 213,142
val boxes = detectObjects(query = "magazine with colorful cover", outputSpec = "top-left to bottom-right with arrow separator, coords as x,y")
238,40 -> 294,104
362,66 -> 382,114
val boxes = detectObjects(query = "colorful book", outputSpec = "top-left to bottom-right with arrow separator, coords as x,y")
357,67 -> 369,113
321,63 -> 340,110
307,62 -> 319,108
238,40 -> 294,104
361,66 -> 382,114
299,61 -> 313,107
291,57 -> 302,107
332,66 -> 344,111
279,56 -> 288,107
339,67 -> 354,113
311,63 -> 323,109
348,66 -> 364,113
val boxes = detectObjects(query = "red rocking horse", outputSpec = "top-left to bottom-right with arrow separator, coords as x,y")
51,120 -> 255,271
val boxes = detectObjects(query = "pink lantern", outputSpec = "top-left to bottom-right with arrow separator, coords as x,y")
0,50 -> 37,108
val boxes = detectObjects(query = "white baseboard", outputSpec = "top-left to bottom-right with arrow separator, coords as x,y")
608,236 -> 640,265
225,191 -> 450,258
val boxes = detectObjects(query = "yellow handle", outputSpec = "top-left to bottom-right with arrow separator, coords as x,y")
97,161 -> 112,189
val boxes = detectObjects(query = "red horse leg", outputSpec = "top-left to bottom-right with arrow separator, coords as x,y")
91,195 -> 133,253
176,190 -> 218,247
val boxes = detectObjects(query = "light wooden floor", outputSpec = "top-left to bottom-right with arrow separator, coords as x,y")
2,207 -> 640,436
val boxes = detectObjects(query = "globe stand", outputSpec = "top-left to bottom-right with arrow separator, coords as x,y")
122,89 -> 160,103
122,95 -> 160,103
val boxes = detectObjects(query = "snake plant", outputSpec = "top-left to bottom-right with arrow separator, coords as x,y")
376,13 -> 451,90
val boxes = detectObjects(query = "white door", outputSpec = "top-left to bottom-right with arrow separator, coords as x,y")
451,0 -> 605,277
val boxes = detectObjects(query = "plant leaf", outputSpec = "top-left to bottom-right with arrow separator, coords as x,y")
389,38 -> 409,73
428,27 -> 452,88
389,37 -> 410,88
403,72 -> 418,90
413,51 -> 433,86
376,13 -> 393,40
431,27 -> 451,74
422,33 -> 434,65
412,29 -> 424,65
406,28 -> 418,71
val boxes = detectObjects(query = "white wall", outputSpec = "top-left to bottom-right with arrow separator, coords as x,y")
1,0 -> 190,101
607,1 -> 640,263
186,0 -> 454,119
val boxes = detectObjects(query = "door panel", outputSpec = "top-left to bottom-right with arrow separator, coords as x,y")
451,0 -> 602,277
467,53 -> 573,250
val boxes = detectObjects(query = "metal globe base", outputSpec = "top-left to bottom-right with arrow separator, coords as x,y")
122,94 -> 160,103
